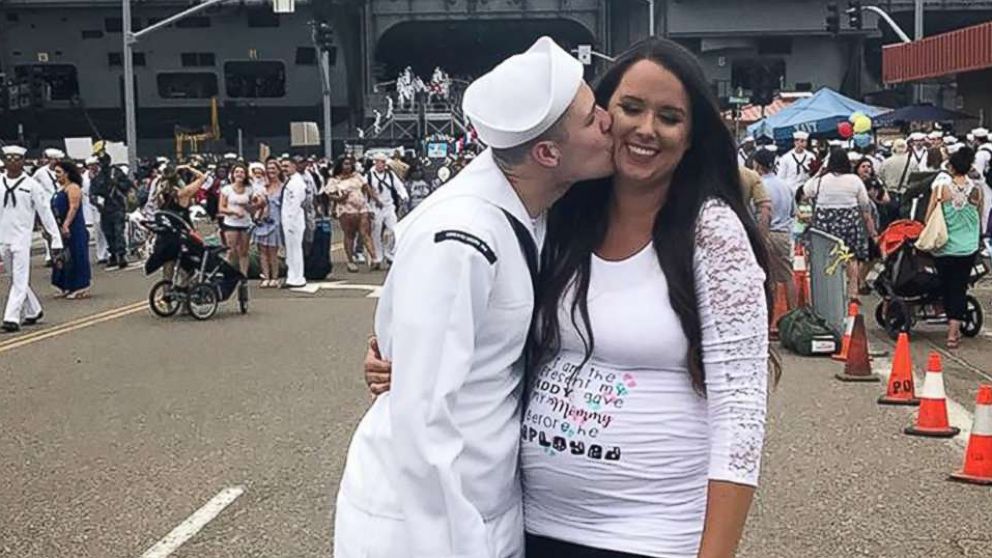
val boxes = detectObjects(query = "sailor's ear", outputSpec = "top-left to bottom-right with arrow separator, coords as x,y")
531,141 -> 562,169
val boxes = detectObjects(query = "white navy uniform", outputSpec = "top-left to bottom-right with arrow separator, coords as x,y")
367,166 -> 409,263
335,149 -> 539,558
280,171 -> 308,286
777,148 -> 813,192
31,164 -> 58,261
82,168 -> 110,261
1,172 -> 63,325
909,147 -> 928,172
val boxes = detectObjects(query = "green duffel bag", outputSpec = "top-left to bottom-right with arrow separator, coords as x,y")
778,307 -> 841,357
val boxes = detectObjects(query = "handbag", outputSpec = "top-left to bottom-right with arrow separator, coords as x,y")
916,183 -> 948,252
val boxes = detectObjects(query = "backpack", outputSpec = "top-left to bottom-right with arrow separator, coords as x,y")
778,306 -> 841,356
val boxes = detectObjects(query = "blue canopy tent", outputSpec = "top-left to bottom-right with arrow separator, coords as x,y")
747,88 -> 889,143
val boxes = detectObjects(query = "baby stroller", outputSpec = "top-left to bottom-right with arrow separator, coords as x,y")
870,219 -> 987,339
140,210 -> 249,320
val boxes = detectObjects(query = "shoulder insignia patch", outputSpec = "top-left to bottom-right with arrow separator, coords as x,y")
434,230 -> 497,264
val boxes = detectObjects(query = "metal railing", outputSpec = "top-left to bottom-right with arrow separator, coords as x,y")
808,228 -> 851,336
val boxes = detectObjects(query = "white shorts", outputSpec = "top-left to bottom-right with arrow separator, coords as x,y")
333,491 -> 524,558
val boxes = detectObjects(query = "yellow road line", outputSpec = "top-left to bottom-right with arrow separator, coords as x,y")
0,301 -> 146,353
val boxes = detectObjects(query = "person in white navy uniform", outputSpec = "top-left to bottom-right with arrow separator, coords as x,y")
365,152 -> 409,269
31,148 -> 63,265
82,156 -> 110,263
908,132 -> 928,171
776,130 -> 814,192
333,36 -> 615,558
279,156 -> 309,289
1,146 -> 64,332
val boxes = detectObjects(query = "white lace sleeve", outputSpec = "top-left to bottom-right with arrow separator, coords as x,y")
694,199 -> 769,487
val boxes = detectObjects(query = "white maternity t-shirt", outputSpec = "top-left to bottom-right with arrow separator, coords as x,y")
522,200 -> 769,558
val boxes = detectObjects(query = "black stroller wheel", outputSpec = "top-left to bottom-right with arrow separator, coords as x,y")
883,298 -> 911,340
238,282 -> 249,314
874,301 -> 886,329
187,283 -> 219,321
149,280 -> 181,317
962,295 -> 983,338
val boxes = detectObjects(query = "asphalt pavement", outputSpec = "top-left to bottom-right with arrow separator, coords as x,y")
1,247 -> 991,557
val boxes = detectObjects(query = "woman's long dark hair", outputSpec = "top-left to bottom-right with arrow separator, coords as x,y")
55,160 -> 83,187
530,37 -> 775,394
333,154 -> 357,177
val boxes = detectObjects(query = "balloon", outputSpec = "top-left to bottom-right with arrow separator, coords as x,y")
853,115 -> 872,134
837,121 -> 854,139
849,111 -> 865,124
854,133 -> 872,148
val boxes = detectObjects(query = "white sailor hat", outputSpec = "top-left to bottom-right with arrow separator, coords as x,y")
248,161 -> 265,172
372,152 -> 388,162
881,140 -> 893,148
793,131 -> 810,140
828,139 -> 843,147
462,36 -> 583,149
909,132 -> 926,141
973,127 -> 990,139
947,143 -> 963,154
2,145 -> 27,157
928,131 -> 943,139
742,136 -> 755,143
84,156 -> 99,165
763,145 -> 779,153
943,136 -> 958,145
156,156 -> 169,164
43,148 -> 65,159
847,151 -> 863,162
223,152 -> 238,160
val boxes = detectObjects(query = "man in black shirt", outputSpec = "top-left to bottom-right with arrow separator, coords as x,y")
90,155 -> 135,270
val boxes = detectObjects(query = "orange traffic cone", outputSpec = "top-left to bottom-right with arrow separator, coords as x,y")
793,245 -> 810,307
770,283 -> 789,341
949,385 -> 992,485
905,353 -> 960,438
832,302 -> 860,362
835,314 -> 880,382
878,332 -> 920,406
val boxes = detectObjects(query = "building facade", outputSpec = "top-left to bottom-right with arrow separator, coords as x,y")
1,0 -> 988,156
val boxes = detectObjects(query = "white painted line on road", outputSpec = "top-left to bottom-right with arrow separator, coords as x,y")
874,358 -> 973,450
138,485 -> 244,558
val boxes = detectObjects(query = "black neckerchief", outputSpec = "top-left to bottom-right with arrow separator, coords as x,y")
501,209 -> 539,374
3,175 -> 26,208
792,150 -> 810,174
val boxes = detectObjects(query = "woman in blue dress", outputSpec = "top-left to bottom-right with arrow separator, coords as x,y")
51,160 -> 92,299
252,158 -> 285,287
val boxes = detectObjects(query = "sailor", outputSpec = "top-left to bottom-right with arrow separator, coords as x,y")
973,128 -> 991,179
777,130 -> 814,192
737,136 -> 755,167
0,146 -> 63,332
279,155 -> 308,288
928,130 -> 944,149
32,148 -> 63,265
364,152 -> 409,269
971,128 -> 992,237
908,132 -> 928,171
82,156 -> 110,263
334,36 -> 614,558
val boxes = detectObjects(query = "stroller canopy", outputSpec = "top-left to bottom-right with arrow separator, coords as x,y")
878,219 -> 924,258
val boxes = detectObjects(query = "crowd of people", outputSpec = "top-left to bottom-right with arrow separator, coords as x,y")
738,126 -> 991,347
0,139 -> 482,331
